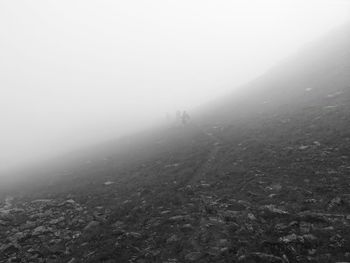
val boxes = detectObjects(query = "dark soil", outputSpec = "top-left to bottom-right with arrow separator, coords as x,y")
2,24 -> 350,262
1,82 -> 350,262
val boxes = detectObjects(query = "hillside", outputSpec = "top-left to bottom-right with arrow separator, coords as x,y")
197,23 -> 350,125
1,24 -> 350,262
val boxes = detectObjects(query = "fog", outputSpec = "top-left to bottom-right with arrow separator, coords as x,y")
0,0 -> 349,173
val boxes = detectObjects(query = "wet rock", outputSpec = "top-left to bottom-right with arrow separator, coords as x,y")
31,199 -> 53,204
222,210 -> 240,221
49,216 -> 65,225
61,199 -> 78,206
166,234 -> 179,243
279,233 -> 316,245
161,210 -> 171,215
127,232 -> 142,239
308,248 -> 317,255
93,211 -> 108,223
297,211 -> 328,223
247,191 -> 260,198
181,223 -> 193,232
318,226 -> 335,232
200,183 -> 211,188
30,210 -> 52,220
83,220 -> 100,231
313,141 -> 321,146
247,213 -> 257,220
279,233 -> 300,243
239,252 -> 285,263
0,211 -> 14,221
0,243 -> 20,255
237,199 -> 250,206
32,226 -> 53,236
330,234 -> 346,248
274,223 -> 288,232
169,215 -> 191,222
328,197 -> 343,210
303,198 -> 317,204
242,252 -> 285,263
7,256 -> 22,263
260,205 -> 289,219
299,145 -> 309,150
184,252 -> 202,262
112,220 -> 125,229
19,221 -> 36,230
9,231 -> 29,242
3,196 -> 14,208
207,245 -> 228,257
8,208 -> 25,214
299,221 -> 312,234
266,184 -> 282,192
0,219 -> 8,226
303,234 -> 317,243
217,238 -> 229,247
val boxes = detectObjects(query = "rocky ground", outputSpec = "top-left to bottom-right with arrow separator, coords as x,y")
2,169 -> 350,263
2,19 -> 350,263
1,87 -> 350,262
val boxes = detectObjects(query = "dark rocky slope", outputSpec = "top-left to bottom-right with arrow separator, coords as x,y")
1,24 -> 350,262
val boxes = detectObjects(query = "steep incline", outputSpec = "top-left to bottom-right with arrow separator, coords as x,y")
1,23 -> 350,263
198,22 -> 350,125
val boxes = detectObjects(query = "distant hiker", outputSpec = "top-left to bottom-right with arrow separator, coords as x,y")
182,111 -> 190,125
166,112 -> 171,123
176,110 -> 182,125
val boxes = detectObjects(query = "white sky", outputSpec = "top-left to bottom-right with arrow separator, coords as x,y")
0,0 -> 349,172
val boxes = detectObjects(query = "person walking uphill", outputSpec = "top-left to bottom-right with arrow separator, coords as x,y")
182,111 -> 190,125
176,110 -> 182,126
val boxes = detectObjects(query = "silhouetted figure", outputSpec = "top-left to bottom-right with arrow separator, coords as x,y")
176,110 -> 182,126
166,112 -> 171,122
182,111 -> 190,125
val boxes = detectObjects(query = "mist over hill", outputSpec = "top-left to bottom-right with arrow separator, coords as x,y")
1,18 -> 350,263
1,0 -> 350,176
196,22 -> 350,124
2,20 -> 350,202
